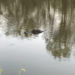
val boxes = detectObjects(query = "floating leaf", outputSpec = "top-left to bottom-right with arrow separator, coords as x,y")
0,68 -> 2,72
20,68 -> 26,72
18,67 -> 26,75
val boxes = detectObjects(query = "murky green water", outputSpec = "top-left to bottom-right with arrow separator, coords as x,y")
0,0 -> 75,75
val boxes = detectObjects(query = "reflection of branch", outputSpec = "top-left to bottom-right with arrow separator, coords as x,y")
46,25 -> 72,58
44,0 -> 74,59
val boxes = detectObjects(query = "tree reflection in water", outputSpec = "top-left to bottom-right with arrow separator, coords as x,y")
0,0 -> 75,59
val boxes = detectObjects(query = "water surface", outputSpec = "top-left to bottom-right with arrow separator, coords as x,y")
0,0 -> 75,75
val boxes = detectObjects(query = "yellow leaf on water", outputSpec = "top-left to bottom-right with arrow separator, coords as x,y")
20,68 -> 26,72
0,68 -> 2,72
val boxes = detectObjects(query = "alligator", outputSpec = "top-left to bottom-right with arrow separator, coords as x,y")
24,29 -> 44,34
